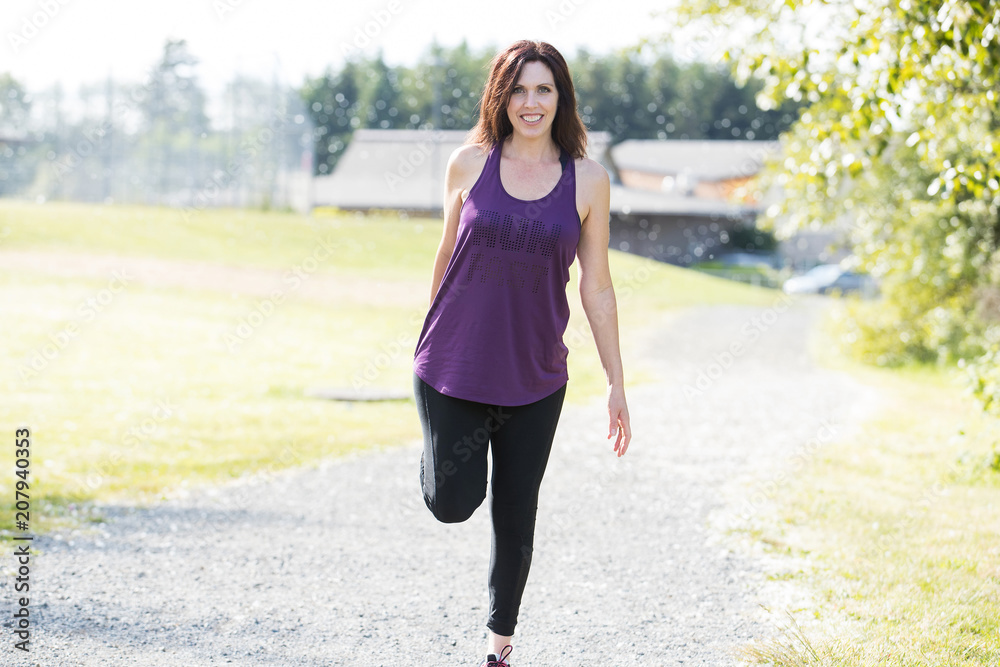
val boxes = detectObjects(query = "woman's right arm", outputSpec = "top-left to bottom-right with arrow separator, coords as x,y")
429,145 -> 478,306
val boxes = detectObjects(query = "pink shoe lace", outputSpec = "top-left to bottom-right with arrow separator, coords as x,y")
484,645 -> 512,666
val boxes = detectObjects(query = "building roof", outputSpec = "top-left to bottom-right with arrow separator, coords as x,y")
611,139 -> 780,182
313,128 -> 613,211
312,129 -> 767,217
610,184 -> 756,218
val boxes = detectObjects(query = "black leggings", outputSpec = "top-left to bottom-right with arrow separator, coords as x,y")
413,372 -> 567,637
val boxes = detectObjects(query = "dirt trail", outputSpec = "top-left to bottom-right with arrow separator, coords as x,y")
0,249 -> 424,306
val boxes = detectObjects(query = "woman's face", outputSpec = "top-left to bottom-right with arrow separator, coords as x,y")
506,60 -> 559,140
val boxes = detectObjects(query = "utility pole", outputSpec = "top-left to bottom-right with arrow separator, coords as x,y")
431,39 -> 443,130
52,82 -> 63,201
102,71 -> 113,203
272,51 -> 282,210
430,38 -> 443,211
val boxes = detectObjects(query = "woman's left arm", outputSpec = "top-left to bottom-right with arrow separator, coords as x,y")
576,160 -> 631,457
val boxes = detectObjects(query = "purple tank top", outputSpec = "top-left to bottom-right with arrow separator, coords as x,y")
413,141 -> 580,406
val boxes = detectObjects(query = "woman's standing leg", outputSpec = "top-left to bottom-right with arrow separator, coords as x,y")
485,383 -> 568,651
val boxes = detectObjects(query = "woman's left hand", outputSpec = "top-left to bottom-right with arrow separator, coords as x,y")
607,384 -> 631,457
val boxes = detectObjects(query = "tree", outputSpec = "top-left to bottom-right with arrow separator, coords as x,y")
0,72 -> 36,195
138,39 -> 210,135
358,54 -> 400,130
402,40 -> 491,129
299,45 -> 799,173
134,39 -> 211,201
438,40 -> 493,129
571,48 -> 797,142
571,49 -> 652,141
0,72 -> 31,135
671,0 -> 1000,411
301,59 -> 363,174
301,43 -> 494,174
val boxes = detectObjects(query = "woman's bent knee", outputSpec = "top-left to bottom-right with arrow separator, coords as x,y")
424,489 -> 483,524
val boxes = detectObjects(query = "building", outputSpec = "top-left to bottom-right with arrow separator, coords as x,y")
313,129 -> 842,267
312,128 -> 613,214
603,139 -> 777,265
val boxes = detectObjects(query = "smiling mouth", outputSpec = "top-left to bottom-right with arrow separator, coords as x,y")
521,114 -> 543,124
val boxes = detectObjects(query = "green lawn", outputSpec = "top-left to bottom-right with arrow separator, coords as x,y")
741,302 -> 1000,666
0,200 -> 432,278
0,199 -> 775,535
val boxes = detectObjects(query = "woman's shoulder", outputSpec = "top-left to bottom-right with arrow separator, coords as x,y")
574,156 -> 610,188
445,143 -> 491,194
448,143 -> 491,171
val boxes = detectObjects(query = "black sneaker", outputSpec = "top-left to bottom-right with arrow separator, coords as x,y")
479,644 -> 512,666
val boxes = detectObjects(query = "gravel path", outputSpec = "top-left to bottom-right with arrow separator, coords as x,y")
17,297 -> 884,666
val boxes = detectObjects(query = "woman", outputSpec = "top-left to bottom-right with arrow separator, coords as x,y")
412,39 -> 631,666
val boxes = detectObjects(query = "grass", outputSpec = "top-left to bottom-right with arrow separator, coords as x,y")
0,199 -> 432,278
2,272 -> 423,533
688,260 -> 787,289
8,201 -> 995,661
740,300 -> 1000,666
0,199 -> 777,536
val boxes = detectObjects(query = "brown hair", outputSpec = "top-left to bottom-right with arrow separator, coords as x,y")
466,40 -> 588,160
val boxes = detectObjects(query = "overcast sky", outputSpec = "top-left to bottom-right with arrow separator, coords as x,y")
3,0 -> 692,94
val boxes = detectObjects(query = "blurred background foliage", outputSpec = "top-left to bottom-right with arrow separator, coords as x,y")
0,38 -> 803,194
0,38 -> 311,208
299,39 -> 801,173
670,0 -> 1000,417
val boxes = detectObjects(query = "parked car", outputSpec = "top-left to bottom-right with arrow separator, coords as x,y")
782,263 -> 877,296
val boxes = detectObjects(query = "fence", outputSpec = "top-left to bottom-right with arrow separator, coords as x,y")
0,74 -> 316,213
